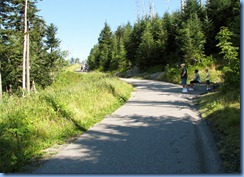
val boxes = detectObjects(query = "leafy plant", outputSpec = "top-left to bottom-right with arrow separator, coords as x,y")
216,27 -> 240,91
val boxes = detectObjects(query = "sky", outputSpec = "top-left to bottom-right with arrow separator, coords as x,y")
36,0 -> 203,62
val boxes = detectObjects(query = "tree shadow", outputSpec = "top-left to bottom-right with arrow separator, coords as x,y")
33,94 -> 223,174
30,79 -> 224,174
44,95 -> 87,132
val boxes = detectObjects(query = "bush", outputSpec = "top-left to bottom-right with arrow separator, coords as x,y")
163,64 -> 180,84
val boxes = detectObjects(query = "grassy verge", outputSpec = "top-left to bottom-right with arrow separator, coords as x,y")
0,70 -> 133,172
197,91 -> 240,173
163,63 -> 240,173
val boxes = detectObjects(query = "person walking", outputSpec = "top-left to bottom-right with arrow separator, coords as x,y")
205,68 -> 211,91
180,63 -> 188,93
189,69 -> 201,90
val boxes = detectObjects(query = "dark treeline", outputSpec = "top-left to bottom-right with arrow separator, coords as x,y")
0,0 -> 68,94
87,0 -> 240,91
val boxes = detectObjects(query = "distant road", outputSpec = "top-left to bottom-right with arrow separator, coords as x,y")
33,78 -> 223,174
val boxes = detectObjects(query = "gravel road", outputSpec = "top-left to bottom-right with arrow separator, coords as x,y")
33,78 -> 223,174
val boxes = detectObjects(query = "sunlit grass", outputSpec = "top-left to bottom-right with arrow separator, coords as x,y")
64,63 -> 81,72
0,70 -> 133,172
198,91 -> 240,173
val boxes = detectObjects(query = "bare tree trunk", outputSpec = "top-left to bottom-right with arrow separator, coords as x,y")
26,33 -> 30,93
31,80 -> 37,93
22,0 -> 28,96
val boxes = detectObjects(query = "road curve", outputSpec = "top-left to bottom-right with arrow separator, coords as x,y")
33,78 -> 223,174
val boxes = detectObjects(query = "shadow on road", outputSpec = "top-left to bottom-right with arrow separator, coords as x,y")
33,79 -> 223,174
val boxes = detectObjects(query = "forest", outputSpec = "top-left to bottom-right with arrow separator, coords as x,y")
0,0 -> 68,95
0,0 -> 240,95
87,0 -> 240,92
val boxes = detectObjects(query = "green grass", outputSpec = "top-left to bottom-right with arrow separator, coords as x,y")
0,69 -> 133,172
197,91 -> 240,173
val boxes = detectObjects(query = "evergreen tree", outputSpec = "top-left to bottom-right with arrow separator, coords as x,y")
126,20 -> 147,67
122,23 -> 133,68
110,34 -> 119,70
183,0 -> 204,20
136,22 -> 155,71
0,0 -> 63,91
150,14 -> 168,66
87,44 -> 100,70
177,14 -> 206,64
109,25 -> 128,71
205,0 -> 240,55
45,23 -> 61,70
98,22 -> 112,71
162,11 -> 182,64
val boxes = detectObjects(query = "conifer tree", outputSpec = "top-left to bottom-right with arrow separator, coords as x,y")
98,22 -> 112,71
162,11 -> 182,64
150,14 -> 168,66
126,20 -> 146,67
205,0 -> 240,55
0,0 -> 63,91
45,23 -> 61,70
87,44 -> 100,70
177,14 -> 206,64
136,22 -> 155,71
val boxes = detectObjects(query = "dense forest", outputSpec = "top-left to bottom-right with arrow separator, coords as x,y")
0,0 -> 240,94
0,0 -> 68,95
87,0 -> 240,92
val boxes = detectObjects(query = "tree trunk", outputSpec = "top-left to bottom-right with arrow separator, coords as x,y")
22,0 -> 28,94
26,33 -> 30,93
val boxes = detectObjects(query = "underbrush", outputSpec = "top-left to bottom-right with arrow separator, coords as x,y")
0,71 -> 133,172
198,91 -> 240,173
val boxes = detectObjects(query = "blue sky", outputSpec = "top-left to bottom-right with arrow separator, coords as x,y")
36,0 -> 202,62
36,0 -> 184,61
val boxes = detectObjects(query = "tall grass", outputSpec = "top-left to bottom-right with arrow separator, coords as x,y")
0,71 -> 133,172
198,91 -> 240,173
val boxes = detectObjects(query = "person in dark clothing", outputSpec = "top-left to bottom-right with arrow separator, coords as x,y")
189,69 -> 201,90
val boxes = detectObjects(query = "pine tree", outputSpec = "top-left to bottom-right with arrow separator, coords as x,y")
0,0 -> 56,92
177,14 -> 206,64
136,22 -> 155,71
150,14 -> 168,66
45,23 -> 61,70
205,0 -> 240,55
162,11 -> 182,64
98,22 -> 112,71
122,23 -> 133,68
87,44 -> 100,70
126,20 -> 146,67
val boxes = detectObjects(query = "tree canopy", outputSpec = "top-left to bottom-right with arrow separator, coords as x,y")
87,0 -> 240,90
0,0 -> 67,93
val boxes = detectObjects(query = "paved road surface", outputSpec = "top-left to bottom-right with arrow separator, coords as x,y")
33,79 -> 223,174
